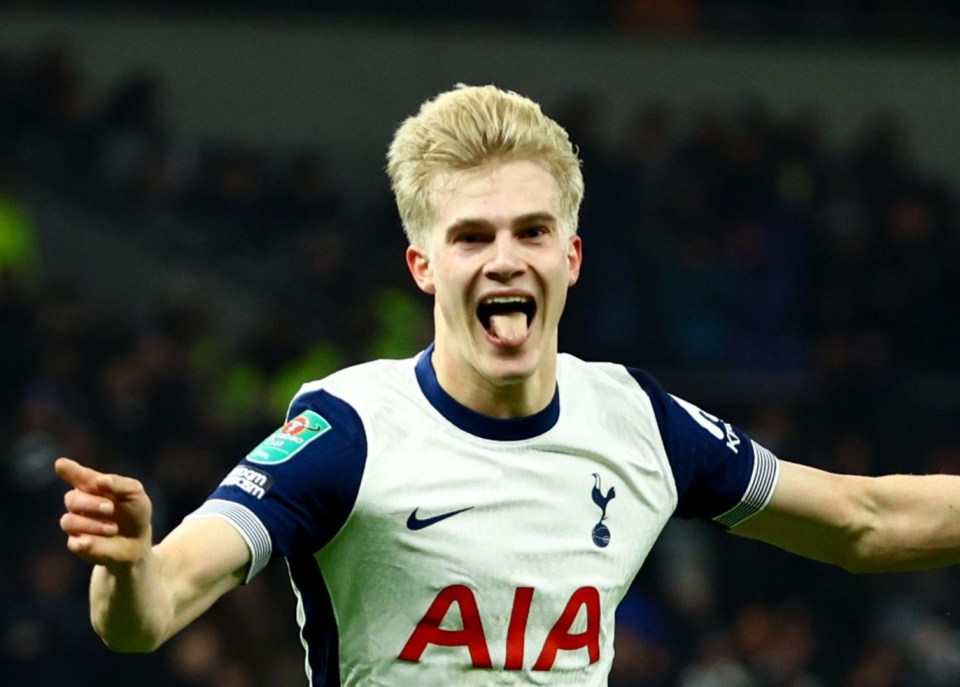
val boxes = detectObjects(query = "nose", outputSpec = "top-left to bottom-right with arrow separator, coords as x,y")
484,231 -> 525,282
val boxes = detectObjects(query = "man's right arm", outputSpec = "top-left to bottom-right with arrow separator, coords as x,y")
56,458 -> 250,652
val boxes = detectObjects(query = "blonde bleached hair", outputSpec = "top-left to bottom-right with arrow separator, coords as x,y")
387,84 -> 584,248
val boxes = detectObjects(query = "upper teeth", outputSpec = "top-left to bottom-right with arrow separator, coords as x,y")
485,296 -> 530,304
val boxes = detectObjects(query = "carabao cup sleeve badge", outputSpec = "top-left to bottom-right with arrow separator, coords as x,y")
246,410 -> 332,465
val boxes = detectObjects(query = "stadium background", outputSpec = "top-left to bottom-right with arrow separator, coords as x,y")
2,2 -> 960,685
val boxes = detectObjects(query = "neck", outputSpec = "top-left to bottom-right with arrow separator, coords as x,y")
430,345 -> 557,419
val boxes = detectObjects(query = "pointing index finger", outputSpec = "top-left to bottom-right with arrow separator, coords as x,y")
55,458 -> 143,500
55,457 -> 106,493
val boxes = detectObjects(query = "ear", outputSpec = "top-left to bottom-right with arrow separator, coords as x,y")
406,245 -> 436,295
566,235 -> 583,287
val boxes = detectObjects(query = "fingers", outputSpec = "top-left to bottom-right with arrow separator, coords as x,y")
60,511 -> 120,538
64,488 -> 115,518
63,531 -> 148,566
55,457 -> 145,501
62,490 -> 121,538
61,508 -> 123,566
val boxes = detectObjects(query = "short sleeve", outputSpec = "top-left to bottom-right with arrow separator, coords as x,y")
186,387 -> 367,580
627,368 -> 780,528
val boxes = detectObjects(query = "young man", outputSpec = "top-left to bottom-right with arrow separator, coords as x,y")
57,85 -> 960,686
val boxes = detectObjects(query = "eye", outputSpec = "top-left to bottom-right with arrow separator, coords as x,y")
457,232 -> 487,244
519,225 -> 548,239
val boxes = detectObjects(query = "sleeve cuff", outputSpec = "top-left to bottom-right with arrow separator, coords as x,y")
184,499 -> 273,583
712,441 -> 780,529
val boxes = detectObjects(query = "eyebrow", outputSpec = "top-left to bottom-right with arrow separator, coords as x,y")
444,212 -> 558,240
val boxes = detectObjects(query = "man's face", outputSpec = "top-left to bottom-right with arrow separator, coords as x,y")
406,159 -> 582,397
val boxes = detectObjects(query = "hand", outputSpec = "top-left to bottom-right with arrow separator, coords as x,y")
56,457 -> 154,569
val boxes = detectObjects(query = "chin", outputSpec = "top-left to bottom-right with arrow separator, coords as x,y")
480,352 -> 539,385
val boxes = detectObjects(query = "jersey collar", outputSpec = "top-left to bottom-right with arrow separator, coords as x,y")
414,344 -> 560,441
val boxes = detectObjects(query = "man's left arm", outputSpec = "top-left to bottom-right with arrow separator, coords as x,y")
733,460 -> 960,573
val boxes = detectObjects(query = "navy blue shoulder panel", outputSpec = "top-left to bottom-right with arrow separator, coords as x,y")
626,367 -> 755,522
208,387 -> 368,556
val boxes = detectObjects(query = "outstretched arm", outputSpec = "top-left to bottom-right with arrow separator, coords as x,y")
56,457 -> 251,652
733,460 -> 960,573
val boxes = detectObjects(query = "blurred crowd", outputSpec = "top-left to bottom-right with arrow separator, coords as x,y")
2,39 -> 960,687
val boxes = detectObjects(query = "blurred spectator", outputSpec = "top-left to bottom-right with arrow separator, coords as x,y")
677,631 -> 755,687
874,184 -> 955,372
264,151 -> 343,233
182,145 -> 267,253
616,0 -> 702,32
653,229 -> 747,366
11,44 -> 90,182
1,546 -> 107,687
609,589 -> 673,686
89,73 -> 169,202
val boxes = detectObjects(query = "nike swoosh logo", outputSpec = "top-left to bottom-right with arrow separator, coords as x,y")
406,506 -> 474,531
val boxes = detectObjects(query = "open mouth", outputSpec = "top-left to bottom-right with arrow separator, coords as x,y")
477,296 -> 537,345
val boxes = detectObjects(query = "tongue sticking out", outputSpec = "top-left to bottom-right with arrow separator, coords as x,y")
489,312 -> 529,347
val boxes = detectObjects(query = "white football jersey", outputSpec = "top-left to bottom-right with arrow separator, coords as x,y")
188,346 -> 779,686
